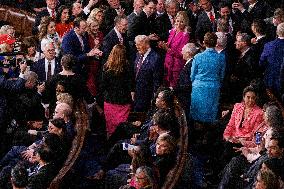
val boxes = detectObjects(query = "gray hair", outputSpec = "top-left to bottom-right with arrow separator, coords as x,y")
136,166 -> 156,186
56,102 -> 73,118
135,35 -> 150,44
23,71 -> 38,82
265,105 -> 283,130
237,33 -> 251,45
0,25 -> 14,35
165,0 -> 178,8
42,42 -> 55,52
277,22 -> 284,37
215,32 -> 227,48
181,43 -> 199,56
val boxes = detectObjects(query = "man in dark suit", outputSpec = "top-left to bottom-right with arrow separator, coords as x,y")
32,0 -> 58,35
153,0 -> 173,42
229,33 -> 258,101
103,0 -> 131,34
232,0 -> 273,34
195,0 -> 220,43
70,1 -> 97,21
260,23 -> 284,99
31,43 -> 61,82
134,35 -> 162,112
101,15 -> 129,64
62,17 -> 102,76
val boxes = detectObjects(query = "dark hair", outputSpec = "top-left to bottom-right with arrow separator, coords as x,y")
61,54 -> 76,70
218,2 -> 230,9
204,32 -> 217,47
11,164 -> 28,188
242,85 -> 257,97
21,36 -> 38,54
153,109 -> 180,139
263,158 -> 284,180
36,146 -> 54,163
159,89 -> 175,109
43,132 -> 63,154
252,19 -> 267,35
49,118 -> 66,129
145,0 -> 157,5
131,144 -> 153,173
114,15 -> 127,25
73,17 -> 86,28
56,5 -> 71,23
271,131 -> 284,149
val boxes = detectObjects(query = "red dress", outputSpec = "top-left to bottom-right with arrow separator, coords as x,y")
86,31 -> 104,96
55,22 -> 73,39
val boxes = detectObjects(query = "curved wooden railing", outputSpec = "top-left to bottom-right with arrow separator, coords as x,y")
162,108 -> 189,189
49,100 -> 89,189
0,5 -> 35,37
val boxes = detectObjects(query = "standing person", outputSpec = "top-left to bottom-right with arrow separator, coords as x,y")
102,44 -> 135,137
190,32 -> 225,123
55,5 -> 73,39
38,17 -> 61,57
134,35 -> 162,112
86,18 -> 104,96
158,11 -> 190,88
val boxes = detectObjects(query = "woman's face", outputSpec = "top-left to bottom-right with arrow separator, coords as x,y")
95,12 -> 104,24
56,84 -> 65,97
155,92 -> 166,109
47,21 -> 56,35
48,122 -> 62,135
90,21 -> 100,34
156,140 -> 170,155
243,91 -> 256,107
260,163 -> 269,172
61,8 -> 70,22
175,16 -> 186,30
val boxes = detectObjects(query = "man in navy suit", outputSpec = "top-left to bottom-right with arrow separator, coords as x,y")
31,42 -> 61,82
62,17 -> 102,76
195,0 -> 220,44
32,0 -> 58,35
101,15 -> 129,64
260,23 -> 284,99
134,35 -> 162,112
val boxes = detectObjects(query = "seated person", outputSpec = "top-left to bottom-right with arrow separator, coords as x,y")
11,163 -> 29,189
223,86 -> 264,143
254,170 -> 280,189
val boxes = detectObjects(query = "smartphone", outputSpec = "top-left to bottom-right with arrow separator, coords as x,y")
122,143 -> 136,151
255,132 -> 262,145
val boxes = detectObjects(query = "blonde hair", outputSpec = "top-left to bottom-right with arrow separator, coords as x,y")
175,11 -> 189,28
38,16 -> 55,40
105,44 -> 128,74
156,133 -> 177,154
56,93 -> 74,107
0,25 -> 14,35
88,8 -> 104,22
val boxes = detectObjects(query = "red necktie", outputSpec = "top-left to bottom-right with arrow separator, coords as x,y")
47,61 -> 52,81
209,12 -> 215,23
51,9 -> 55,19
135,54 -> 144,79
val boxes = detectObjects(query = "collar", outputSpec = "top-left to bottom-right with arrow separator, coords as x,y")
256,35 -> 265,41
205,7 -> 215,15
241,47 -> 250,57
47,7 -> 55,16
142,10 -> 150,18
142,48 -> 151,62
114,27 -> 123,40
278,37 -> 284,39
185,58 -> 193,65
45,58 -> 55,64
249,1 -> 258,9
133,10 -> 139,16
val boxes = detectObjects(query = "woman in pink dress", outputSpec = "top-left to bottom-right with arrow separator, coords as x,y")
158,11 -> 190,87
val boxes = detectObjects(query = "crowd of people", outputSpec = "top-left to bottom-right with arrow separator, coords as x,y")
0,0 -> 284,188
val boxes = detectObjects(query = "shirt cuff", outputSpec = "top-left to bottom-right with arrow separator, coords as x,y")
19,73 -> 25,79
83,7 -> 91,15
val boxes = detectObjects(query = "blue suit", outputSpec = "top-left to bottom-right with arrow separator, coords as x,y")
31,58 -> 61,82
61,29 -> 91,75
190,48 -> 225,123
260,38 -> 284,97
134,49 -> 162,112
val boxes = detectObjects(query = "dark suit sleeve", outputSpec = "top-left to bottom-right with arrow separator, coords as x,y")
152,54 -> 162,92
0,77 -> 25,93
61,36 -> 88,63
